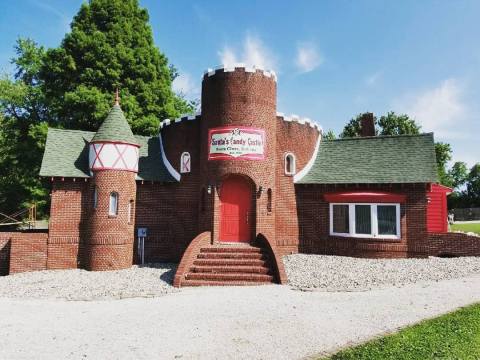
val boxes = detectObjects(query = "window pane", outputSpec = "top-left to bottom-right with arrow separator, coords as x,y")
93,187 -> 98,209
355,205 -> 371,234
378,205 -> 397,235
333,205 -> 349,233
109,193 -> 118,216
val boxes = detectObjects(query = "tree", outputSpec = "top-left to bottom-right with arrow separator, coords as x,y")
40,0 -> 193,135
340,113 -> 377,138
378,111 -> 421,136
0,1 -> 193,216
447,161 -> 471,209
435,142 -> 453,186
449,161 -> 469,189
466,164 -> 480,206
339,111 -> 452,186
0,39 -> 49,216
323,129 -> 336,140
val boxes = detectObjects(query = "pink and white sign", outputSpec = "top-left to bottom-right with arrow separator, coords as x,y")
208,126 -> 265,160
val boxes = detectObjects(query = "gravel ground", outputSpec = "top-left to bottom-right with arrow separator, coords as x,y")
1,276 -> 480,360
284,254 -> 480,291
2,255 -> 480,300
0,263 -> 177,300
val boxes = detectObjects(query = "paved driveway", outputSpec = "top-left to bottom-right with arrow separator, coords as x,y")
1,276 -> 480,359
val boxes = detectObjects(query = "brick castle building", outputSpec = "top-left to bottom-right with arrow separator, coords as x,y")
1,65 -> 478,285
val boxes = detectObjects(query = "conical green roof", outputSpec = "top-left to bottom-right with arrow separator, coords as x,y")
91,104 -> 138,145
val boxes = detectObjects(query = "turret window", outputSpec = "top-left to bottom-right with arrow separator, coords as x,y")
284,153 -> 296,175
128,200 -> 134,224
93,187 -> 98,209
180,152 -> 191,173
267,188 -> 272,213
109,192 -> 119,216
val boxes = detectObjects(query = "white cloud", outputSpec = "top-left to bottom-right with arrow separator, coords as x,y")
395,79 -> 468,139
172,72 -> 199,99
218,34 -> 277,71
295,42 -> 323,73
218,47 -> 237,67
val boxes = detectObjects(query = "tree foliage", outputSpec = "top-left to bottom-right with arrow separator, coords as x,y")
323,129 -> 337,140
378,112 -> 421,136
0,39 -> 49,216
467,164 -> 480,206
448,163 -> 480,208
0,0 -> 193,217
340,113 -> 375,138
41,0 -> 193,135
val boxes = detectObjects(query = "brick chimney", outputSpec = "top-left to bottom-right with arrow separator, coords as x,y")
360,112 -> 376,137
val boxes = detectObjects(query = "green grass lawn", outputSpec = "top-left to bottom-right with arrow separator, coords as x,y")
450,222 -> 480,235
325,303 -> 480,360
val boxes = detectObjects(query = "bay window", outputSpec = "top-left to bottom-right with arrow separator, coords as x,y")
330,203 -> 400,239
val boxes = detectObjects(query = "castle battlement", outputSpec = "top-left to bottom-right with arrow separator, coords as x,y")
202,64 -> 277,82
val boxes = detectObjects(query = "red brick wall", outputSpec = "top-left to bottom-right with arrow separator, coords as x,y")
141,116 -> 202,262
275,118 -> 319,251
135,181 -> 200,262
292,183 -> 429,258
415,232 -> 480,257
48,179 -> 90,269
0,232 -> 48,274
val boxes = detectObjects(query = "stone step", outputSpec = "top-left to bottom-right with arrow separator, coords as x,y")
186,272 -> 274,282
200,247 -> 262,254
190,265 -> 270,274
181,279 -> 274,287
197,252 -> 264,260
193,258 -> 269,267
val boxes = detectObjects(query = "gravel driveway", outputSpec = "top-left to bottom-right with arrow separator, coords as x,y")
2,255 -> 480,359
0,263 -> 177,300
2,255 -> 480,300
284,254 -> 480,291
1,276 -> 480,360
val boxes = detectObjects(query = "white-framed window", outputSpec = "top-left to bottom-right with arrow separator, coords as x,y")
180,152 -> 191,173
93,186 -> 98,209
329,203 -> 400,239
109,192 -> 119,216
284,153 -> 296,175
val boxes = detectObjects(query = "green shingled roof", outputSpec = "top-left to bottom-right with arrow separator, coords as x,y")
91,104 -> 138,145
297,133 -> 438,184
39,128 -> 175,182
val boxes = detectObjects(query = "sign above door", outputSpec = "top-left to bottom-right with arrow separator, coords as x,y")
208,126 -> 265,161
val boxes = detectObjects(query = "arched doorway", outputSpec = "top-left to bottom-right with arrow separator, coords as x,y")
219,175 -> 253,242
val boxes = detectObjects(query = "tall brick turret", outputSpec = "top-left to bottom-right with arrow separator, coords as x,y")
199,66 -> 278,243
86,93 -> 139,270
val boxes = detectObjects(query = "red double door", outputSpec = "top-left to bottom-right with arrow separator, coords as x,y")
219,176 -> 252,243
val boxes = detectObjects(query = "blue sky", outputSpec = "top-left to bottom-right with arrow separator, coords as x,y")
1,1 -> 479,167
